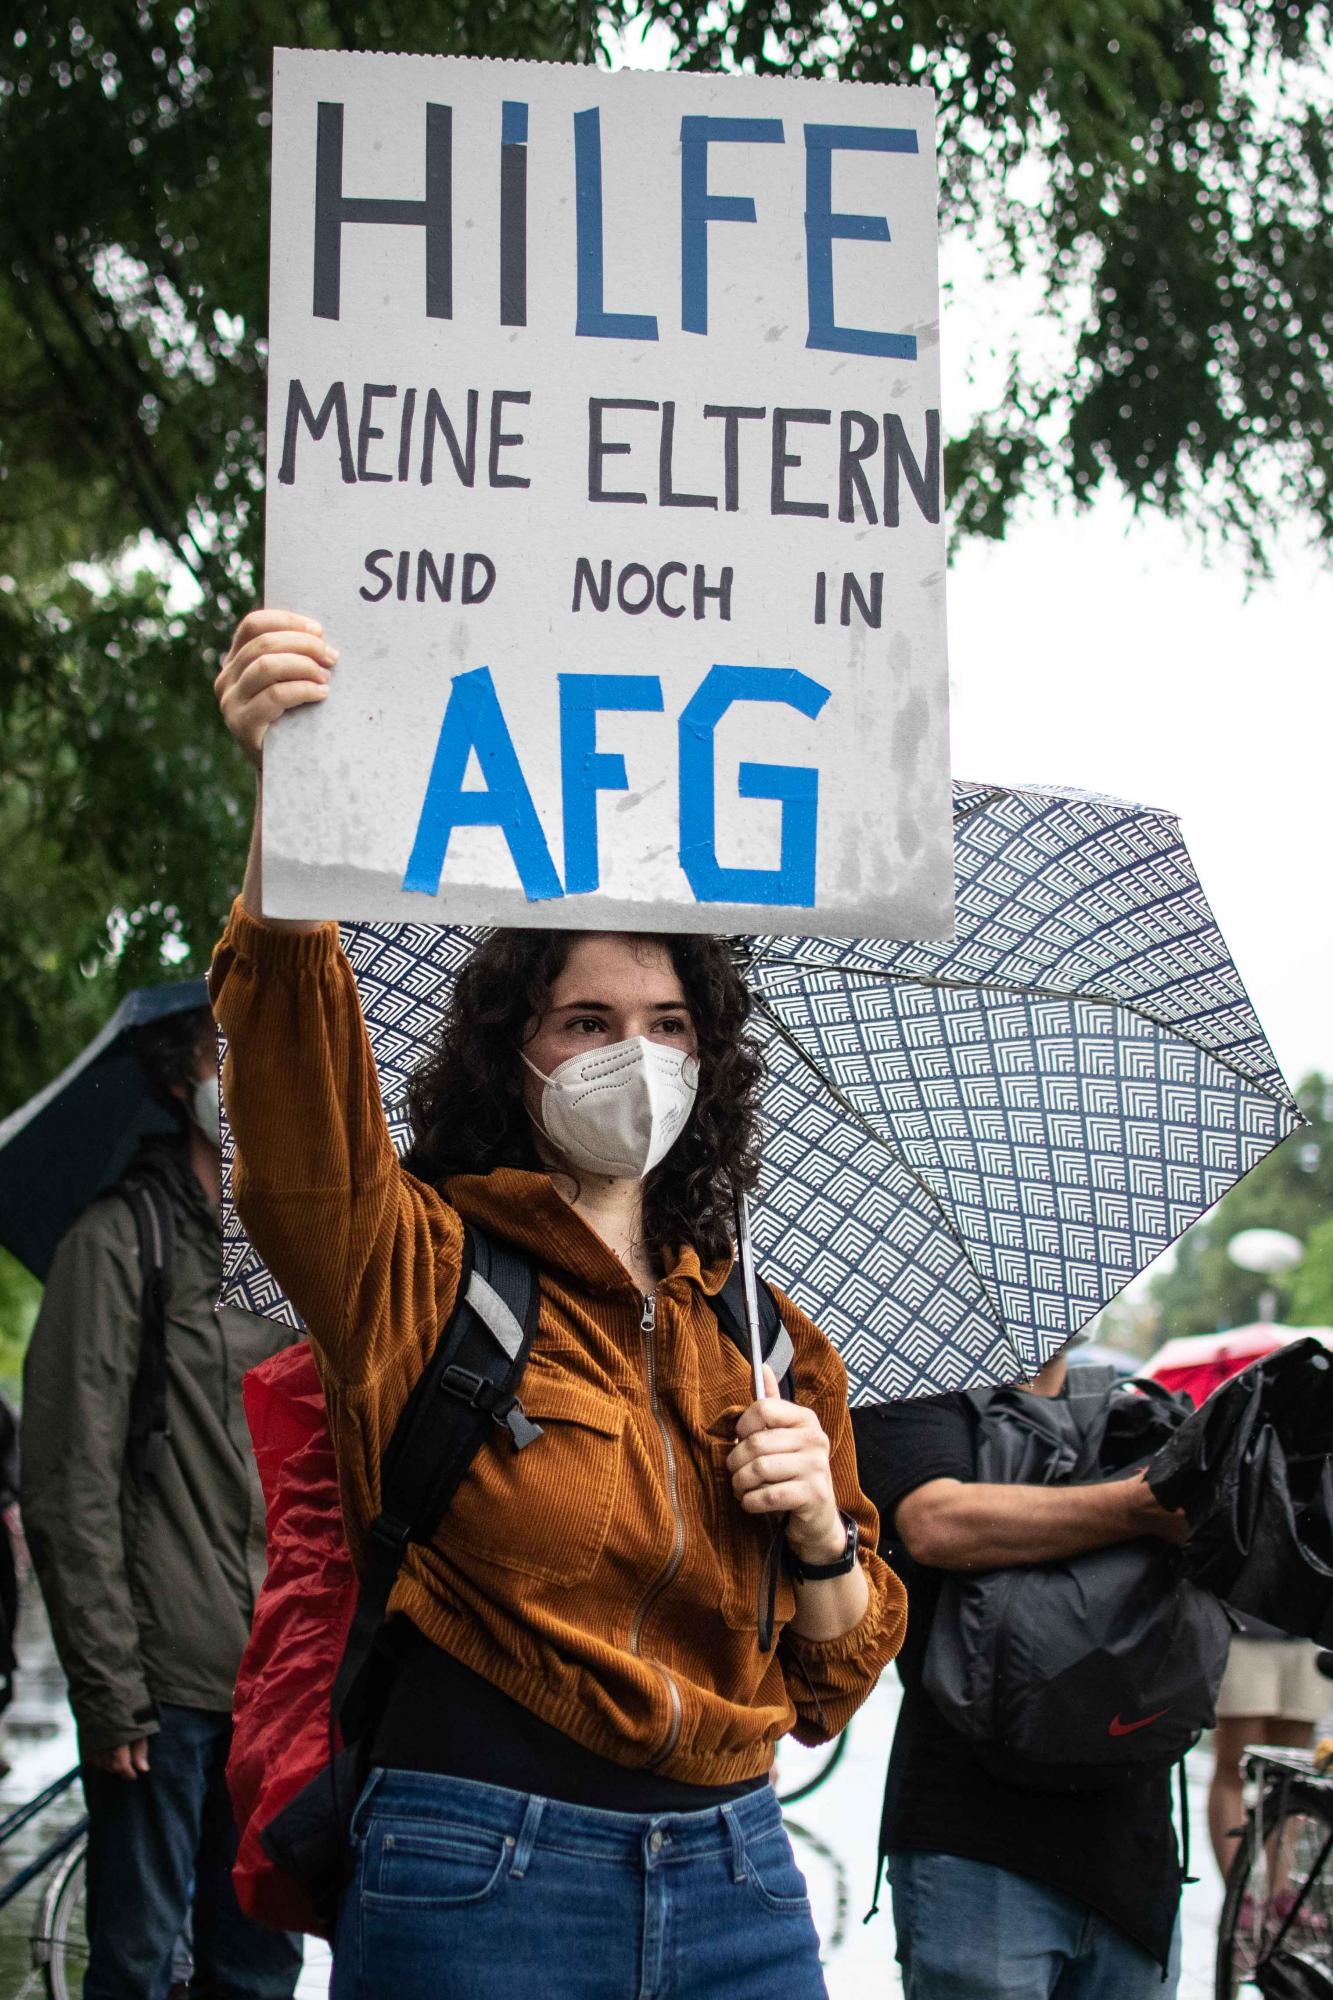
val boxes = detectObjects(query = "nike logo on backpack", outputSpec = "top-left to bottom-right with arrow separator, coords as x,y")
1109,1709 -> 1168,1737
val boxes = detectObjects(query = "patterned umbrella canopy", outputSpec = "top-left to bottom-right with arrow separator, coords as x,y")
220,780 -> 1303,1401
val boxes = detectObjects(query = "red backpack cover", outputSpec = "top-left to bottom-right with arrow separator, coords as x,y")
229,1342 -> 356,1938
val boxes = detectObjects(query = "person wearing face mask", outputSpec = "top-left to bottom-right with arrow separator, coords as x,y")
210,609 -> 906,2000
21,1003 -> 302,2000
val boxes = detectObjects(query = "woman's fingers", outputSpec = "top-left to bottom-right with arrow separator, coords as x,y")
214,608 -> 337,765
727,1426 -> 809,1475
738,1477 -> 819,1515
227,606 -> 323,655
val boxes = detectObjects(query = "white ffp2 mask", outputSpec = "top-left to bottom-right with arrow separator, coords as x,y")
523,1036 -> 699,1181
189,1074 -> 222,1150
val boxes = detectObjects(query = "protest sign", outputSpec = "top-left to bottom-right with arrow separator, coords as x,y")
263,50 -> 952,937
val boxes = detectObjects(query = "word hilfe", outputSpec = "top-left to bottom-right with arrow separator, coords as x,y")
404,662 -> 830,908
313,101 -> 924,359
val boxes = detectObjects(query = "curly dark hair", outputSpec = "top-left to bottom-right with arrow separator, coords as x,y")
132,1005 -> 215,1131
401,931 -> 764,1268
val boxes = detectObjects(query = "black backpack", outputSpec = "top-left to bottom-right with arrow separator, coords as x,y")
262,1222 -> 795,1925
922,1368 -> 1233,1793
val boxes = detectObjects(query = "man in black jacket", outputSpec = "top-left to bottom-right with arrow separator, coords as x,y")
854,1348 -> 1191,2000
22,1005 -> 300,2000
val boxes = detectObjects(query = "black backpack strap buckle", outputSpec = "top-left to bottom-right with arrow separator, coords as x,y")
367,1512 -> 412,1558
439,1364 -> 503,1414
496,1397 -> 544,1451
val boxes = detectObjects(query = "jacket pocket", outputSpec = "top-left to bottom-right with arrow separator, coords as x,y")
440,1368 -> 625,1586
702,1415 -> 796,1634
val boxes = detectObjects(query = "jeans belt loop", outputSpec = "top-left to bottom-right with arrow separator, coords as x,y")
510,1794 -> 545,1880
720,1801 -> 747,1884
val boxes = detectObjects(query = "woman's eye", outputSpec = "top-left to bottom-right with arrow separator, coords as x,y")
570,1017 -> 606,1035
654,1017 -> 689,1036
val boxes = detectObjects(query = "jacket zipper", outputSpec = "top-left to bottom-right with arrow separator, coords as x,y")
629,1291 -> 684,1765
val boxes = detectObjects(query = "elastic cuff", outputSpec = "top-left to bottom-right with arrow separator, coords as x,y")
783,1568 -> 888,1666
215,894 -> 341,974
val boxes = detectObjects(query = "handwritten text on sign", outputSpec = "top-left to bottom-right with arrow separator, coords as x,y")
263,52 -> 952,937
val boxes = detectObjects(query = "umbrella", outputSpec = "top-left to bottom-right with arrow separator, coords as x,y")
0,977 -> 208,1280
1141,1323 -> 1333,1406
218,780 -> 1303,1401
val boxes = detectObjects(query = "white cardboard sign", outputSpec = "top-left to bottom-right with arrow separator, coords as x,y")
263,49 -> 952,937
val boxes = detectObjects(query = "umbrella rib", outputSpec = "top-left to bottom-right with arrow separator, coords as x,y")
752,996 -> 1010,1343
755,960 -> 1294,1109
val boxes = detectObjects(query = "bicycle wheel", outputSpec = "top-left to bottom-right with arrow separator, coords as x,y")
1216,1778 -> 1333,1999
32,1834 -> 89,2000
773,1727 -> 849,1807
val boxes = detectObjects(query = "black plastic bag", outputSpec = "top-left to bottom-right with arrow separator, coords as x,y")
1147,1338 -> 1333,1643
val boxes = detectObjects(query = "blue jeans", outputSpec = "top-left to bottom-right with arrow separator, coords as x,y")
332,1768 -> 828,1999
886,1852 -> 1181,2000
81,1703 -> 302,2000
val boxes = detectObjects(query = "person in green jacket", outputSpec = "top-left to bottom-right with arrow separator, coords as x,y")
21,1002 -> 301,2000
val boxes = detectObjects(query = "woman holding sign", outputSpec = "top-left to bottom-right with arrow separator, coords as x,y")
211,608 -> 905,1998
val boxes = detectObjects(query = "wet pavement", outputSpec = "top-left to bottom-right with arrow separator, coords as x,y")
0,1600 -> 1223,1998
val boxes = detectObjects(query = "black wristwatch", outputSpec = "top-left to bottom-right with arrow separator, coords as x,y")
783,1510 -> 858,1583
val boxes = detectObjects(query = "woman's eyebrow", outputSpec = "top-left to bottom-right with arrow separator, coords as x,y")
552,999 -> 692,1014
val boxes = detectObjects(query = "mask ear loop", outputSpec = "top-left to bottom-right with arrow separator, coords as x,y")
518,1050 -> 560,1159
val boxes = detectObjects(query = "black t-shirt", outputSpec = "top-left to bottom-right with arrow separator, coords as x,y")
852,1392 -> 1180,1971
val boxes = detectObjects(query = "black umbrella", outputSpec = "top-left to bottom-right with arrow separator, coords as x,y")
0,977 -> 208,1281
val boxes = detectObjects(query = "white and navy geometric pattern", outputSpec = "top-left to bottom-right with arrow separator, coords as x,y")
220,780 -> 1302,1401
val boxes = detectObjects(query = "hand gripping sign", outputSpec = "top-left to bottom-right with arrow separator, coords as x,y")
263,51 -> 952,939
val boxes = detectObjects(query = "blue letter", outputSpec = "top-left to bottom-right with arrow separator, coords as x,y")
404,667 -> 563,902
804,123 -> 919,358
574,108 -> 658,341
559,674 -> 665,894
678,665 -> 831,906
680,116 -> 784,335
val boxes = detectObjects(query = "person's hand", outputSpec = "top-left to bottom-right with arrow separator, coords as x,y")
728,1365 -> 844,1562
214,608 -> 338,767
1124,1468 -> 1191,1545
86,1738 -> 151,1781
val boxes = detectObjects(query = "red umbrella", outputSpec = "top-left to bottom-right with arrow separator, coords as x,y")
1140,1322 -> 1332,1405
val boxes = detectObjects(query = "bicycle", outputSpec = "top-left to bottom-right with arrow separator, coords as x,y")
1215,1743 -> 1333,2000
0,1766 -> 89,1999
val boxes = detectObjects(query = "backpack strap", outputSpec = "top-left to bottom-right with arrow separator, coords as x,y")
710,1265 -> 793,1654
332,1223 -> 542,1744
119,1174 -> 177,1483
711,1266 -> 794,1401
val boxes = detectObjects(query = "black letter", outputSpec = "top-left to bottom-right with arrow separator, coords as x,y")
656,561 -> 688,617
462,553 -> 497,603
279,379 -> 355,485
659,402 -> 716,509
357,384 -> 397,482
313,101 -> 452,321
416,551 -> 455,602
420,389 -> 478,487
500,101 -> 528,327
883,409 -> 941,526
359,548 -> 394,602
838,411 -> 879,524
693,566 -> 733,620
617,564 -> 655,614
703,404 -> 765,512
840,572 -> 883,627
573,558 -> 613,612
397,386 -> 417,481
489,391 -> 531,489
588,398 -> 658,503
772,408 -> 830,517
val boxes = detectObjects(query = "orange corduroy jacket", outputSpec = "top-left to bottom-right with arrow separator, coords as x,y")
211,899 -> 906,1786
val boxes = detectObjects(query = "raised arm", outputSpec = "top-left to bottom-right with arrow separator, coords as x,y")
209,609 -> 463,1385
